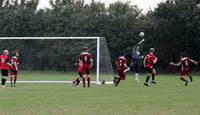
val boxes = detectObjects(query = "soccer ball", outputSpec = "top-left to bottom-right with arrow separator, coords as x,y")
139,32 -> 144,37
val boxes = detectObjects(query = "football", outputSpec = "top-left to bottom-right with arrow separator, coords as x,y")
139,32 -> 144,37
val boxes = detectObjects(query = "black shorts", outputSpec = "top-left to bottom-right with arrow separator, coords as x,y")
1,70 -> 9,76
146,68 -> 153,73
131,63 -> 139,73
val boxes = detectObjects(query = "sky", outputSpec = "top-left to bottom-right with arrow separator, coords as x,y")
38,0 -> 166,13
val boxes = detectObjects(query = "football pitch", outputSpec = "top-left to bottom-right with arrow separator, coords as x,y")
0,72 -> 200,115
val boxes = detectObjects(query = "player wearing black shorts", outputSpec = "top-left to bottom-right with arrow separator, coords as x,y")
0,50 -> 10,88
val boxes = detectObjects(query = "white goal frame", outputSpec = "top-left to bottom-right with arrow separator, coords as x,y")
0,37 -> 113,84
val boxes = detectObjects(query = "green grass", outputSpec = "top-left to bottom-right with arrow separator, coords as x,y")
0,72 -> 200,115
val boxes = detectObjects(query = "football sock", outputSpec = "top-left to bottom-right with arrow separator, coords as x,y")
10,77 -> 13,85
82,78 -> 85,87
145,76 -> 150,83
113,77 -> 117,84
152,74 -> 155,81
75,78 -> 80,86
115,78 -> 120,86
135,73 -> 139,80
1,78 -> 3,85
189,76 -> 193,82
14,76 -> 17,85
87,77 -> 90,87
2,78 -> 6,86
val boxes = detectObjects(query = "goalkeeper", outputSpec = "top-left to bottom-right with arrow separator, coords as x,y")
130,32 -> 145,83
130,46 -> 143,83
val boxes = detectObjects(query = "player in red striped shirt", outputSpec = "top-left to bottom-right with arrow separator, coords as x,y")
10,51 -> 19,87
143,48 -> 158,87
170,53 -> 198,86
114,53 -> 130,86
0,49 -> 11,88
79,47 -> 93,88
73,59 -> 83,86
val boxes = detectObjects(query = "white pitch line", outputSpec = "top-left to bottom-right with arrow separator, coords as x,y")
3,81 -> 114,84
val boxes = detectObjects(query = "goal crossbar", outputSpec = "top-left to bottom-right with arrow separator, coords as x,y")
0,37 -> 100,39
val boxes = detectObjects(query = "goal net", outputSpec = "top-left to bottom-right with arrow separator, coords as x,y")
0,37 -> 114,84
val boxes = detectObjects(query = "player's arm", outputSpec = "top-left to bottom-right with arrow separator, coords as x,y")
90,58 -> 93,68
7,62 -> 12,66
129,62 -> 133,67
75,60 -> 79,65
124,63 -> 130,73
189,58 -> 198,65
14,61 -> 18,71
169,62 -> 181,66
139,55 -> 144,59
143,56 -> 147,68
115,60 -> 118,68
153,57 -> 157,64
6,58 -> 11,66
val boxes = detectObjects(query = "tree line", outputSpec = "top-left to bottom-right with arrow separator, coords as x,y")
0,0 -> 200,72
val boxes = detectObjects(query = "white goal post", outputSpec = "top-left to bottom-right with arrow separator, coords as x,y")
0,37 -> 114,84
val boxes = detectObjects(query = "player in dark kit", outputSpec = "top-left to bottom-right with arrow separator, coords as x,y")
170,53 -> 198,86
73,60 -> 83,86
130,46 -> 143,83
10,51 -> 19,87
0,49 -> 11,88
143,48 -> 158,87
114,53 -> 130,86
79,47 -> 93,88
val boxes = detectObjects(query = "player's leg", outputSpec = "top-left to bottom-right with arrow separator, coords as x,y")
13,71 -> 18,87
144,68 -> 152,87
1,70 -> 8,88
73,72 -> 82,86
115,77 -> 121,86
86,68 -> 91,88
179,71 -> 188,86
187,72 -> 193,82
134,63 -> 140,83
180,76 -> 188,86
82,74 -> 86,88
113,76 -> 118,84
1,77 -> 6,88
151,68 -> 157,84
114,70 -> 121,86
115,71 -> 125,86
73,77 -> 80,86
76,72 -> 82,86
87,74 -> 90,88
10,74 -> 14,87
115,75 -> 121,86
81,68 -> 86,88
